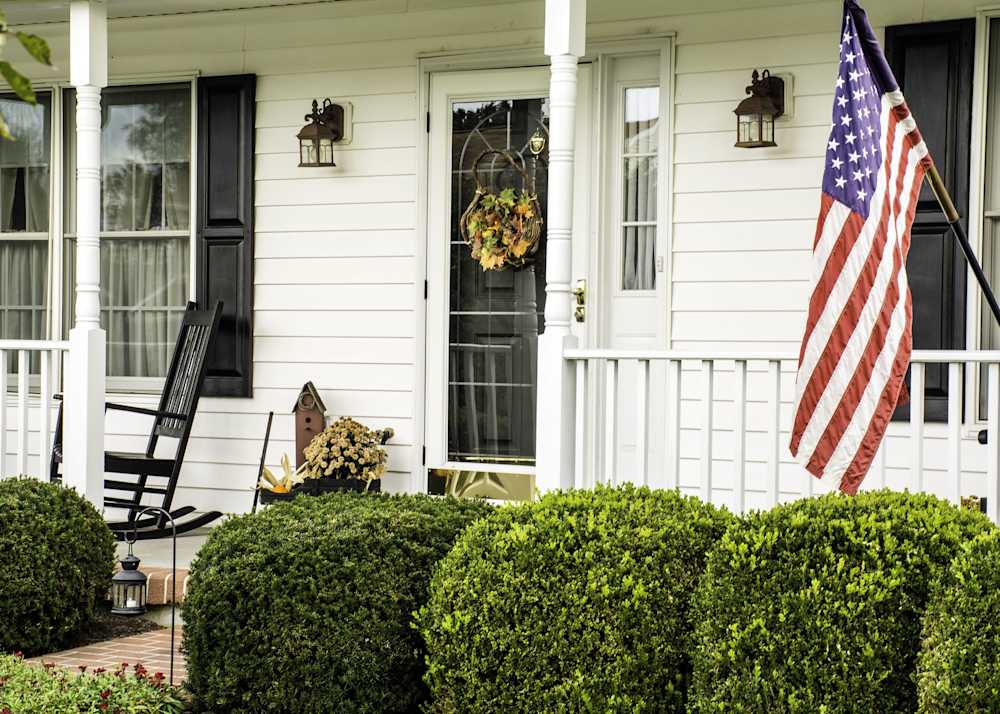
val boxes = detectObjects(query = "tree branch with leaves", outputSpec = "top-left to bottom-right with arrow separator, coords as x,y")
0,8 -> 52,140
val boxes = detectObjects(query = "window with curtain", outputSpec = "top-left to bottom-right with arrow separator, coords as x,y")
621,86 -> 658,291
982,19 -> 1000,417
0,93 -> 50,352
64,84 -> 191,381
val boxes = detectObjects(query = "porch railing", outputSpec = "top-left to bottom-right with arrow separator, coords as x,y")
564,348 -> 1000,523
0,340 -> 69,478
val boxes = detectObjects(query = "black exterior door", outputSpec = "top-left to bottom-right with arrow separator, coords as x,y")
885,19 -> 974,422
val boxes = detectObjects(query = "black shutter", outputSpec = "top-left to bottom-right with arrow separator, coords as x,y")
885,20 -> 973,422
196,74 -> 256,398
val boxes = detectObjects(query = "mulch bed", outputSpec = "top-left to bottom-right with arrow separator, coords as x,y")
69,605 -> 164,649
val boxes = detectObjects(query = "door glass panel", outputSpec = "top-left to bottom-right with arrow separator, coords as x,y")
448,98 -> 549,465
621,86 -> 659,291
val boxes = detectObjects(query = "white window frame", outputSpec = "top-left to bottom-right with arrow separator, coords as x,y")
55,75 -> 199,395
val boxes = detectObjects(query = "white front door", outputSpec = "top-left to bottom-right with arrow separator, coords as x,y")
424,65 -> 590,497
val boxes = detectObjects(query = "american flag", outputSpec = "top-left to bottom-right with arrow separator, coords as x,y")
789,0 -> 931,495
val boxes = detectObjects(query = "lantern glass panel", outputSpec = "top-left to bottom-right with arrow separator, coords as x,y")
319,138 -> 334,165
301,140 -> 316,166
763,117 -> 774,143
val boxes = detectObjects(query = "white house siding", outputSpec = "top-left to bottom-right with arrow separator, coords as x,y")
1,0 -> 992,514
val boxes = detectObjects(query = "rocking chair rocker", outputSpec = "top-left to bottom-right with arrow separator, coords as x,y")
50,301 -> 223,540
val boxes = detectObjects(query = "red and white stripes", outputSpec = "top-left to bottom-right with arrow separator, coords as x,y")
791,92 -> 930,494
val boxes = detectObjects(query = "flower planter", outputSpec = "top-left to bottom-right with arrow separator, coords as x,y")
258,478 -> 380,504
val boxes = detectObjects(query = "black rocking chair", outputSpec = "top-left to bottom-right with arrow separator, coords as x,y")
50,301 -> 224,540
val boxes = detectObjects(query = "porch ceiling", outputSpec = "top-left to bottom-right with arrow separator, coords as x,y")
4,0 -> 342,25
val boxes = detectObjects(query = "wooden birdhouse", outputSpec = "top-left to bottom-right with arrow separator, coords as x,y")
293,381 -> 327,469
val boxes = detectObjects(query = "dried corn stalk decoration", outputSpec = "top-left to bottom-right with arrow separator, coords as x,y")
459,150 -> 543,271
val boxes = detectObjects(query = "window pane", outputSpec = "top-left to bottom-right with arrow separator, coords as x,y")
0,240 -> 48,340
0,93 -> 50,234
621,87 -> 658,291
64,236 -> 189,378
64,84 -> 190,232
983,19 -> 1000,416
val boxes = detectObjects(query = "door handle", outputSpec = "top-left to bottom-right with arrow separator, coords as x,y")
572,279 -> 586,323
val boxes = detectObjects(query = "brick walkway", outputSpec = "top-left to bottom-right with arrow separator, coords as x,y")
31,628 -> 186,684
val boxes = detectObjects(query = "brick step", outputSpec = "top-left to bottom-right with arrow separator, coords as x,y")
114,566 -> 191,606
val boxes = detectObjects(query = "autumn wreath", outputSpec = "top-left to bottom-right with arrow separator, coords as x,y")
459,150 -> 543,271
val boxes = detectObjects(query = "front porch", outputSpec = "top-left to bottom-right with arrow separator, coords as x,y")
0,0 -> 997,525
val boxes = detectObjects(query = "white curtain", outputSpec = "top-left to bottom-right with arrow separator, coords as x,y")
102,238 -> 188,377
0,240 -> 47,340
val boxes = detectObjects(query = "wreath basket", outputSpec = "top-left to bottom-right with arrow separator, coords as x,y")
458,150 -> 543,271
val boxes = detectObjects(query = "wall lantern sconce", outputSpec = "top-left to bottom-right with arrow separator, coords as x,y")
734,69 -> 785,148
298,98 -> 344,167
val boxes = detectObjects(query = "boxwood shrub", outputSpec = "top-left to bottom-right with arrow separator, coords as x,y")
182,492 -> 492,713
917,531 -> 1000,713
416,484 -> 733,712
0,654 -> 184,712
0,477 -> 115,656
689,490 -> 994,714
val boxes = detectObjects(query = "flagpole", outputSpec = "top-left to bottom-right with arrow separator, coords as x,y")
925,163 -> 1000,328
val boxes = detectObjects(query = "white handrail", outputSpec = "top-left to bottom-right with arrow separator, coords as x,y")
564,347 -> 1000,364
0,340 -> 70,351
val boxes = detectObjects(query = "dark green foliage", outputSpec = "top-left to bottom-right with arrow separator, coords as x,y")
0,478 -> 115,656
416,484 -> 733,713
917,532 -> 1000,713
689,490 -> 994,714
182,492 -> 492,713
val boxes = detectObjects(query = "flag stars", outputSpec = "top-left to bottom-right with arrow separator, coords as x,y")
845,132 -> 857,144
836,76 -> 846,89
848,70 -> 862,82
845,51 -> 857,63
857,188 -> 867,200
843,30 -> 853,43
840,115 -> 853,127
828,138 -> 840,151
853,169 -> 864,182
848,150 -> 861,163
831,157 -> 844,170
835,176 -> 847,189
837,95 -> 849,108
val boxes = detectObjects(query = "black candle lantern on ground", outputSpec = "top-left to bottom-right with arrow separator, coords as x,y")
298,98 -> 344,167
734,69 -> 784,148
111,539 -> 147,616
113,507 -> 179,687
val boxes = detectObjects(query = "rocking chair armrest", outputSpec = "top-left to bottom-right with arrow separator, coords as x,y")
105,402 -> 188,422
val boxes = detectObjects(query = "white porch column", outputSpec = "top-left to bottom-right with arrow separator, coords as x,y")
536,0 -> 585,493
64,0 -> 107,507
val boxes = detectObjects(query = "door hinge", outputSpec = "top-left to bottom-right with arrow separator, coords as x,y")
421,445 -> 426,464
426,111 -> 430,133
424,279 -> 428,299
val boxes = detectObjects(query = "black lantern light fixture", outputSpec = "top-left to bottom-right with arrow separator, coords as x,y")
734,69 -> 785,148
298,98 -> 344,167
111,537 -> 147,616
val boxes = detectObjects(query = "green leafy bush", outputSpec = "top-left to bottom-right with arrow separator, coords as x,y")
917,531 -> 1000,713
689,490 -> 994,714
0,478 -> 115,656
183,492 -> 492,713
0,654 -> 184,712
416,484 -> 733,713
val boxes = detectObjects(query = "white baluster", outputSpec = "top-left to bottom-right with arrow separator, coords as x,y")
40,351 -> 52,479
16,350 -> 28,476
767,360 -> 781,509
574,359 -> 586,489
667,359 -> 681,491
946,362 -> 961,506
604,359 -> 617,486
734,360 -> 747,514
988,363 -> 1000,524
700,360 -> 714,503
910,363 -> 925,492
635,359 -> 649,486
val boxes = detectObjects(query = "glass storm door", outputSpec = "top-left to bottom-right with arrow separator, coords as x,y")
426,67 -> 573,485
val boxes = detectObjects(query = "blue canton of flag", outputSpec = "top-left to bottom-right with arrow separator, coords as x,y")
823,11 -> 884,219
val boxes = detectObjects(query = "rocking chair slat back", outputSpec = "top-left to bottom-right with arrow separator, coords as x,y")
154,307 -> 217,440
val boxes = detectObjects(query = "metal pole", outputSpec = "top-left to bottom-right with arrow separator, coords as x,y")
925,162 -> 1000,328
134,507 -> 177,688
